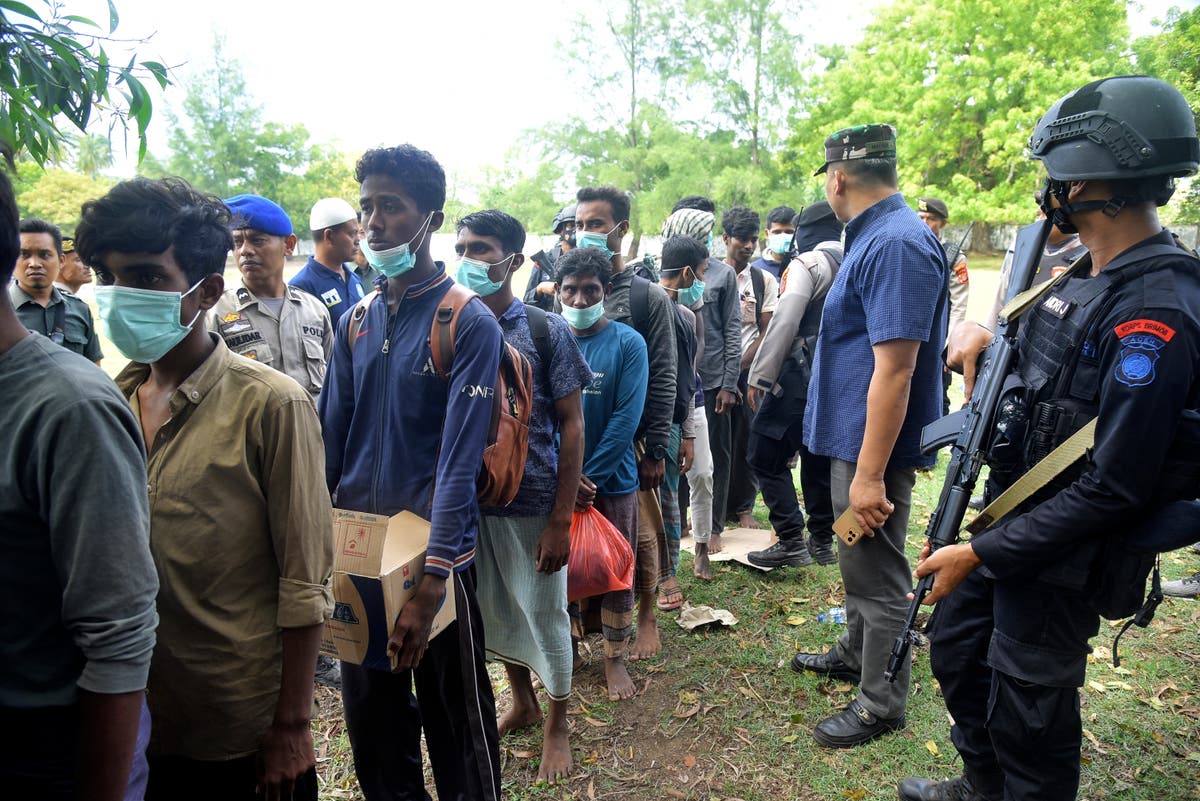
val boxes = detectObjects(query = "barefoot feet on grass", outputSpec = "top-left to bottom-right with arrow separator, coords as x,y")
536,703 -> 573,784
631,611 -> 661,661
497,699 -> 542,735
693,544 -> 713,580
737,510 -> 762,529
604,656 -> 637,701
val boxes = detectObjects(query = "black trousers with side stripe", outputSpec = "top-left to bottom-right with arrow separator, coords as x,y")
340,565 -> 501,801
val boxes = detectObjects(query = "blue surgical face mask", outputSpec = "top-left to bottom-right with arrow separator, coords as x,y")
767,232 -> 793,255
561,300 -> 605,330
361,212 -> 434,278
95,281 -> 205,363
677,275 -> 706,307
455,254 -> 514,297
576,224 -> 619,259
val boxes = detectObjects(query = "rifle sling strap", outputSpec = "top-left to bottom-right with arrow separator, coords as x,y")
965,417 -> 1096,535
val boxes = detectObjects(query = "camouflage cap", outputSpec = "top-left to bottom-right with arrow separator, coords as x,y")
814,123 -> 897,176
917,197 -> 949,220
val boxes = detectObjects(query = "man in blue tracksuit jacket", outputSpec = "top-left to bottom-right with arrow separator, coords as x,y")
318,144 -> 503,801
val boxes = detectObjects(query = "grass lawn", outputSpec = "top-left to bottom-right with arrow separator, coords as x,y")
311,447 -> 1200,800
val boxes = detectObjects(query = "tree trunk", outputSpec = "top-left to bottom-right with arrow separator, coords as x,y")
627,231 -> 642,259
970,221 -> 1004,256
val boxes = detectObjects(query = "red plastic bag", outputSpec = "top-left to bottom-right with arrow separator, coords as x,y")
567,506 -> 635,602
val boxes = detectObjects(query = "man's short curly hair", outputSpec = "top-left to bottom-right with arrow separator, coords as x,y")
355,144 -> 446,214
75,177 -> 233,284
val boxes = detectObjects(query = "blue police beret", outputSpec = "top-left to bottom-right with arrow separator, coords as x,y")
224,194 -> 293,237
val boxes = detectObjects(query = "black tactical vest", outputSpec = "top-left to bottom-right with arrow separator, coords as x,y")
1014,243 -> 1200,490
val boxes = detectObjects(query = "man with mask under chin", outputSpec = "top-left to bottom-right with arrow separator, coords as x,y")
319,144 -> 505,801
77,177 -> 334,801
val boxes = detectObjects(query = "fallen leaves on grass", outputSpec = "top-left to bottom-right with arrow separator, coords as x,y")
1082,728 -> 1107,754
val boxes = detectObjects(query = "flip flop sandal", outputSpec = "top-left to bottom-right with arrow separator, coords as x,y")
657,582 -> 683,611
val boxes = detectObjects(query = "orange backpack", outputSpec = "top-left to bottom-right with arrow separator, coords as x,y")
347,282 -> 533,508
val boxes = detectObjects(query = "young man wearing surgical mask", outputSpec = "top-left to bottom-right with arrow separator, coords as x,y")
556,246 -> 649,703
76,177 -> 334,801
574,185 -> 677,665
751,204 -> 797,283
454,209 -> 592,786
318,145 -> 504,801
655,236 -> 706,601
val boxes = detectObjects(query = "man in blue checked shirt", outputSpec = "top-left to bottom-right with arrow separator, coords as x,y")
794,123 -> 948,748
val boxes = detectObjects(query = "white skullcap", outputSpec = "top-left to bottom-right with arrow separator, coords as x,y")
309,197 -> 357,232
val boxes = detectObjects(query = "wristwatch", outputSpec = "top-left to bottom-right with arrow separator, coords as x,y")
649,444 -> 668,461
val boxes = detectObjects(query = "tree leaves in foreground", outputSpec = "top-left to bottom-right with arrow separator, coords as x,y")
0,0 -> 169,164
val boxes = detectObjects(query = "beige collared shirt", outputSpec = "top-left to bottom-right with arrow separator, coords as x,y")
208,284 -> 333,398
116,336 -> 333,760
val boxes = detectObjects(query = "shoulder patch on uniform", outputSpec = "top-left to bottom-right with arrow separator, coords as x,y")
1114,319 -> 1176,342
1113,326 -> 1170,388
952,261 -> 969,285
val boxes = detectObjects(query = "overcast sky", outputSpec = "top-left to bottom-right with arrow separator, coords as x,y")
67,0 -> 1198,179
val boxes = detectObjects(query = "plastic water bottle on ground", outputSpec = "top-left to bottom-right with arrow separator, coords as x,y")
818,606 -> 847,624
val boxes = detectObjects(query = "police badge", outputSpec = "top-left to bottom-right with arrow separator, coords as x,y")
1113,319 -> 1176,388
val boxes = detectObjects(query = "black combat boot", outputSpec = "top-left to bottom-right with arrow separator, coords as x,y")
897,769 -> 1002,801
747,539 -> 814,568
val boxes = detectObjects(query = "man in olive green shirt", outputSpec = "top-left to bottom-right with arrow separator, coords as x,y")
77,177 -> 333,801
11,218 -> 102,363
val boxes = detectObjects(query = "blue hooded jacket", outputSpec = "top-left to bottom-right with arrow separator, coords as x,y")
319,268 -> 503,577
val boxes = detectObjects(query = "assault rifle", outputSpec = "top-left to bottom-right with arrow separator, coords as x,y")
883,218 -> 1053,683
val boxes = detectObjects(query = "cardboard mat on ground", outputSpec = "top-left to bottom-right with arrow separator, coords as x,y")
321,509 -> 456,671
680,526 -> 778,572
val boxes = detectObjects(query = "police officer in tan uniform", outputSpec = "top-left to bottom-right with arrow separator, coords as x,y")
211,194 -> 332,400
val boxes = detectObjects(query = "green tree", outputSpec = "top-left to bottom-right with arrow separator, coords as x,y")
544,0 -> 804,250
16,167 -> 113,232
664,0 -> 805,166
1134,6 -> 1200,222
70,132 -> 114,178
783,0 -> 1132,243
165,37 -> 358,231
0,0 -> 169,164
166,36 -> 269,196
478,161 -> 564,235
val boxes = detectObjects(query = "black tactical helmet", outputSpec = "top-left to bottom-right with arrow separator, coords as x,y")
1029,75 -> 1199,182
553,204 -> 577,233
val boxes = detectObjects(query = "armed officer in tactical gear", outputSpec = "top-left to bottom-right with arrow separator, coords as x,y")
901,76 -> 1200,801
525,204 -> 576,311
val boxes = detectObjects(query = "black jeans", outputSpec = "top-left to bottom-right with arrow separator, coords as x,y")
147,754 -> 317,801
0,704 -> 78,801
745,368 -> 833,543
341,566 -> 501,801
727,373 -> 759,518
